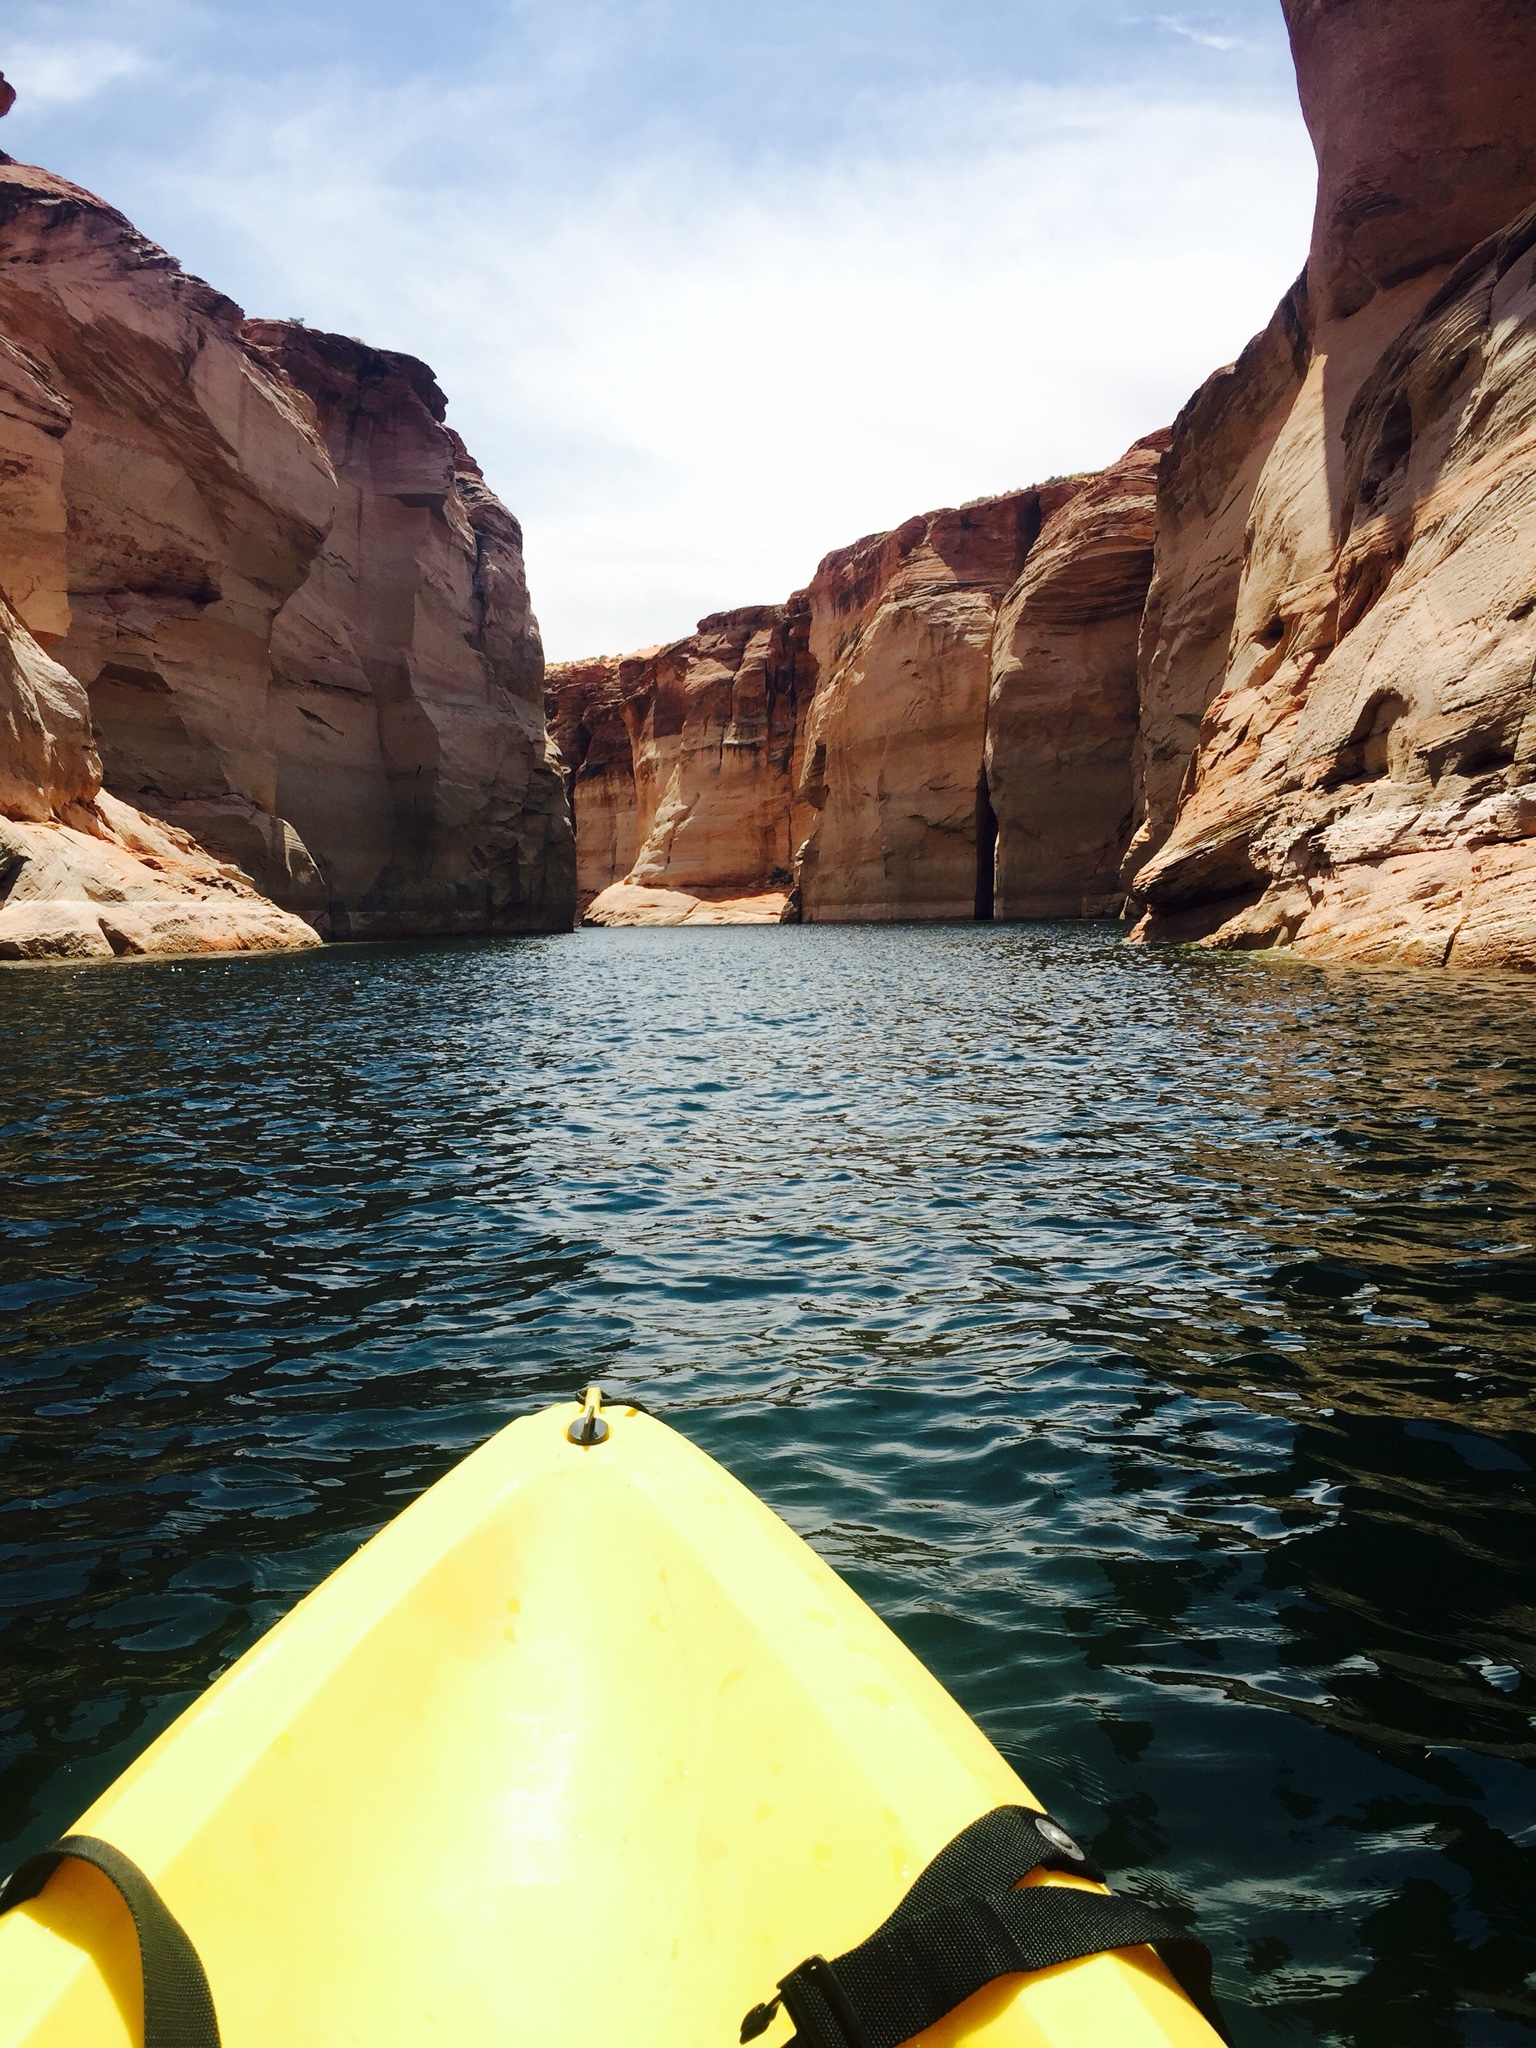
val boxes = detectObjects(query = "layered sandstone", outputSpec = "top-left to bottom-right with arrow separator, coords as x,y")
1121,285 -> 1312,888
0,158 -> 338,923
985,438 -> 1166,919
0,595 -> 319,961
244,324 -> 573,937
0,275 -> 319,962
545,653 -> 645,905
546,604 -> 810,923
0,151 -> 573,951
1127,0 -> 1536,968
795,491 -> 1073,923
1134,213 -> 1536,966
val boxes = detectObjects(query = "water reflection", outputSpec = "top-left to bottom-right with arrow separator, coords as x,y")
1,927 -> 1533,2046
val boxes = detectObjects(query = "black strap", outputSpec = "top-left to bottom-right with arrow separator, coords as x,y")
741,1806 -> 1229,2048
0,1833 -> 220,2048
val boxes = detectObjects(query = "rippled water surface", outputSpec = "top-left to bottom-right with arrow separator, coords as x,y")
3,925 -> 1535,2045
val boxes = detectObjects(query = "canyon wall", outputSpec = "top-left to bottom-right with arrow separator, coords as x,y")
0,202 -> 321,960
985,436 -> 1166,919
1125,0 -> 1536,968
795,491 -> 1072,923
0,149 -> 573,959
548,481 -> 1165,929
546,653 -> 643,905
244,324 -> 573,939
546,603 -> 810,924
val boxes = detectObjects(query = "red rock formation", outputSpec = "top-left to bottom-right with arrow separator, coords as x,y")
244,324 -> 573,937
0,279 -> 319,961
545,654 -> 644,907
1283,0 -> 1536,322
795,492 -> 1061,923
1124,0 -> 1536,968
0,595 -> 320,961
550,483 -> 1169,930
985,439 -> 1166,919
546,604 -> 810,923
1122,286 -> 1312,891
0,154 -> 574,952
0,159 -> 338,922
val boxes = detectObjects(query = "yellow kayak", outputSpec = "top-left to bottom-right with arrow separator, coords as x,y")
0,1393 -> 1225,2048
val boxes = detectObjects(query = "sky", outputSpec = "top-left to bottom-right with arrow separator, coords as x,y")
1,2 -> 1317,659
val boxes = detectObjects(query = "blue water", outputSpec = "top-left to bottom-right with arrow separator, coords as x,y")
2,924 -> 1534,2045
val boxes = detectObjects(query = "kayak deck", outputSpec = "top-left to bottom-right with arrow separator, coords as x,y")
0,1398 -> 1219,2047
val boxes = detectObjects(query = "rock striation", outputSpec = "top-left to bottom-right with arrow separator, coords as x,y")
0,150 -> 573,959
0,593 -> 320,961
244,324 -> 573,938
1125,0 -> 1536,968
0,240 -> 319,962
548,482 -> 1170,929
795,492 -> 1073,923
985,438 -> 1167,919
547,603 -> 811,924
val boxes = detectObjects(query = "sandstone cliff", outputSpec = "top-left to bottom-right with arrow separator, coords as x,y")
545,653 -> 644,906
0,593 -> 321,961
0,239 -> 319,961
548,481 -> 1166,930
1126,0 -> 1536,968
244,324 -> 573,938
985,438 -> 1166,919
0,149 -> 573,956
547,603 -> 810,925
796,491 -> 1073,923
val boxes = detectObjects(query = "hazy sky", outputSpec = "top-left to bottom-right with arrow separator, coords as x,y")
3,2 -> 1316,658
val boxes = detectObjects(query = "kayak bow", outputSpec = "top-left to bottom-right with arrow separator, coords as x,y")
0,1393 -> 1224,2047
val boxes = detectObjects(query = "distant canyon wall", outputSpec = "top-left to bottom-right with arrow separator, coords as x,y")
548,469 -> 1162,929
0,150 -> 574,961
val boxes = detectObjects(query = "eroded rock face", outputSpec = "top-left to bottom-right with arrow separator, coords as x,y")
1134,211 -> 1536,967
0,154 -> 573,946
1126,3 -> 1536,969
0,596 -> 319,961
546,604 -> 811,917
244,324 -> 574,937
545,654 -> 644,907
0,158 -> 337,920
1283,0 -> 1536,322
986,440 -> 1166,919
1123,286 -> 1312,889
796,492 -> 1065,923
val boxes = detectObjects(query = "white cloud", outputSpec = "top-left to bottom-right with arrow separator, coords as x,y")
138,72 -> 1314,658
1150,15 -> 1242,52
5,39 -> 148,107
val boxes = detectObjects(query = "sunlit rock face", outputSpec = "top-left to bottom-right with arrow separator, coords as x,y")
0,154 -> 573,944
545,653 -> 646,909
1127,1 -> 1536,967
0,594 -> 321,962
1133,213 -> 1536,966
547,605 -> 811,925
1121,285 -> 1313,894
795,491 -> 1071,924
0,158 -> 338,924
245,324 -> 574,938
985,437 -> 1167,920
0,213 -> 320,962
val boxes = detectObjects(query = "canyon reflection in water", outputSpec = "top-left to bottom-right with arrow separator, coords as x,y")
2,924 -> 1534,2047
